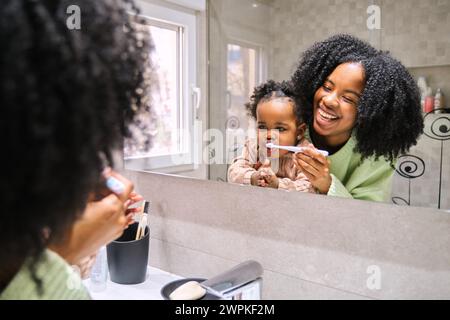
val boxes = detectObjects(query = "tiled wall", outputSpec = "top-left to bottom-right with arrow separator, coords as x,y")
269,0 -> 450,81
382,0 -> 450,68
269,0 -> 375,81
391,113 -> 450,210
125,170 -> 450,299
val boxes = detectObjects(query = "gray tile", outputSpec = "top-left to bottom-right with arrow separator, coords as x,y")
128,170 -> 450,299
149,238 -> 370,299
263,269 -> 370,300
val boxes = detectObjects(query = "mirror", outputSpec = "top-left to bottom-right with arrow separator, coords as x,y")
124,0 -> 450,211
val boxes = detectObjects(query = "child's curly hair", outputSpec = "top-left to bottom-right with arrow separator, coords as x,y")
291,34 -> 424,163
245,80 -> 301,121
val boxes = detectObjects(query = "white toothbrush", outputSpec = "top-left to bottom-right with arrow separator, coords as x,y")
266,143 -> 329,157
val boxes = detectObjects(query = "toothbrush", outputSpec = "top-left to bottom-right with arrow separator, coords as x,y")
266,143 -> 329,157
135,201 -> 149,240
105,176 -> 125,194
135,213 -> 148,240
99,152 -> 126,195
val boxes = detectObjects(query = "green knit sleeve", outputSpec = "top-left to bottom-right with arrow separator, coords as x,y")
327,161 -> 394,203
327,174 -> 353,198
0,250 -> 91,300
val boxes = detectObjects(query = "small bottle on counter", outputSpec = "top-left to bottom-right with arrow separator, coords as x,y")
90,246 -> 108,292
424,87 -> 434,113
434,88 -> 446,114
417,76 -> 428,112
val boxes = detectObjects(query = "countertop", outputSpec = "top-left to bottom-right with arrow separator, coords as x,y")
83,266 -> 182,300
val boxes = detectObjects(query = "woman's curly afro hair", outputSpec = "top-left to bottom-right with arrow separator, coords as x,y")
291,34 -> 424,163
246,80 -> 300,121
0,0 -> 151,287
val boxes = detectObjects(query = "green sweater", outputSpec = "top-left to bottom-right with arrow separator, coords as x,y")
306,132 -> 394,202
0,249 -> 90,300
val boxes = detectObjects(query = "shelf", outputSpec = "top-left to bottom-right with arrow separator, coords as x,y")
408,64 -> 450,69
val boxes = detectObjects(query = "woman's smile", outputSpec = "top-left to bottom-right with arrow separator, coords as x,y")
316,104 -> 340,125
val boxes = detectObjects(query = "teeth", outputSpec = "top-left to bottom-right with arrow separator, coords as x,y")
318,108 -> 338,120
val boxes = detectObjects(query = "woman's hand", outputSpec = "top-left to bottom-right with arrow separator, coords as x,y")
124,192 -> 144,226
76,253 -> 97,280
294,144 -> 332,194
49,170 -> 135,265
104,168 -> 144,226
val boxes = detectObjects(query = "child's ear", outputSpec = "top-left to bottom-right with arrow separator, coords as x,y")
296,122 -> 306,138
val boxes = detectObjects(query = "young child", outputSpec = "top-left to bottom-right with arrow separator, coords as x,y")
227,80 -> 316,193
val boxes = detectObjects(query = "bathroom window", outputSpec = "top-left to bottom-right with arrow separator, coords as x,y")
124,1 -> 197,171
124,20 -> 183,158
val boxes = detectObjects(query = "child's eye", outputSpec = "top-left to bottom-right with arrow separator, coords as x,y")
276,127 -> 286,132
258,124 -> 267,129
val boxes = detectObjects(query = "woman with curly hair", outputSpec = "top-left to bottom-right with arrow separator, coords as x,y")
228,80 -> 315,193
0,0 -> 151,299
291,34 -> 424,202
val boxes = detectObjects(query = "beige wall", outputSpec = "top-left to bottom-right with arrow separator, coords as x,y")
126,170 -> 450,299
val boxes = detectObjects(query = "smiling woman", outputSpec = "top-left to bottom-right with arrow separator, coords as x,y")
312,62 -> 364,151
291,34 -> 424,202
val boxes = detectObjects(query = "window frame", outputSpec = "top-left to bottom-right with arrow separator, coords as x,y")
125,1 -> 197,172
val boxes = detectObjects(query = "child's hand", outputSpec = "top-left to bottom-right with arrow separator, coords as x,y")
251,171 -> 267,187
259,161 -> 279,189
251,160 -> 279,188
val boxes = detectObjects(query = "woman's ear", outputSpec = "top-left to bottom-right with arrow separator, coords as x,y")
296,122 -> 306,139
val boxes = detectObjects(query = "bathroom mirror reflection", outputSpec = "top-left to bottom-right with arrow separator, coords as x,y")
124,0 -> 450,211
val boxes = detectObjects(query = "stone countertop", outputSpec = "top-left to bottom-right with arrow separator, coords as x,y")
84,266 -> 182,300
